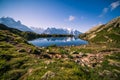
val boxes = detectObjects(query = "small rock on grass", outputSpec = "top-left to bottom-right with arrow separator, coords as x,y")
41,71 -> 55,80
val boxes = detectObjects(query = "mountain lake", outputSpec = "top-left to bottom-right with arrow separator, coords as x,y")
28,37 -> 88,47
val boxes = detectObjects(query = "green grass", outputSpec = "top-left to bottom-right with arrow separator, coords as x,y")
0,42 -> 119,80
94,52 -> 120,80
77,48 -> 93,53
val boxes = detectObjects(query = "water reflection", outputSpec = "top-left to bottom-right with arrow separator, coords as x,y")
36,37 -> 76,41
28,37 -> 88,47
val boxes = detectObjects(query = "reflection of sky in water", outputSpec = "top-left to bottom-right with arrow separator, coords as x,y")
28,37 -> 88,47
34,37 -> 75,42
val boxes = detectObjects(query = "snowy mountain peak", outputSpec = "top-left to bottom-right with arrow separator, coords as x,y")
17,20 -> 21,24
0,17 -> 32,32
30,26 -> 45,34
0,16 -> 81,36
30,27 -> 82,36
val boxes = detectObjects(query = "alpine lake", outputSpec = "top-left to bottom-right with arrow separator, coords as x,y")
28,37 -> 88,47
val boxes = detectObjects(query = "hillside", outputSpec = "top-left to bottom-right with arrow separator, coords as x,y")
0,24 -> 95,80
80,16 -> 120,47
0,24 -> 44,40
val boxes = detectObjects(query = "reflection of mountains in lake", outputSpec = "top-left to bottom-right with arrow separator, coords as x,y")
29,37 -> 88,47
38,37 -> 77,42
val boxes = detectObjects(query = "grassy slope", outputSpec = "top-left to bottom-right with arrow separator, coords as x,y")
80,17 -> 120,48
0,24 -> 96,80
79,17 -> 120,80
0,29 -> 100,80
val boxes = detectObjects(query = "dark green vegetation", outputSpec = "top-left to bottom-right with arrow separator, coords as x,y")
0,17 -> 120,80
0,24 -> 41,40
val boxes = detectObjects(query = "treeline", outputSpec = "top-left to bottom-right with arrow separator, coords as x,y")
39,34 -> 73,37
22,32 -> 74,40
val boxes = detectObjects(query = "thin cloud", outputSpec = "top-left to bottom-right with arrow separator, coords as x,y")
99,8 -> 109,17
110,1 -> 120,10
99,0 -> 120,17
68,15 -> 75,21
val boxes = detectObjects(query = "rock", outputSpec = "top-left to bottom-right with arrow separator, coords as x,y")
88,34 -> 96,39
102,70 -> 112,76
42,54 -> 52,59
76,55 -> 82,58
70,51 -> 79,54
48,52 -> 56,55
63,58 -> 69,61
27,48 -> 32,53
44,60 -> 54,65
9,41 -> 18,45
30,48 -> 41,54
71,54 -> 83,58
46,49 -> 50,53
18,48 -> 26,52
91,63 -> 97,67
45,66 -> 47,69
61,67 -> 64,70
74,59 -> 81,63
62,54 -> 68,58
28,68 -> 33,74
55,54 -> 62,59
41,71 -> 55,80
79,52 -> 83,55
71,54 -> 77,58
79,52 -> 88,57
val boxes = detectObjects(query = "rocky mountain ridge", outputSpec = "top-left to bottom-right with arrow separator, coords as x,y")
80,16 -> 120,47
0,17 -> 33,31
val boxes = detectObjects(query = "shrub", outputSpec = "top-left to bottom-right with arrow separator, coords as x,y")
0,53 -> 13,61
18,49 -> 26,52
2,69 -> 26,80
30,48 -> 41,54
59,49 -> 68,54
0,60 -> 10,76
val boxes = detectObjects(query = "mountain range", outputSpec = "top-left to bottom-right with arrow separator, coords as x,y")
30,27 -> 81,36
0,17 -> 33,32
0,17 -> 81,36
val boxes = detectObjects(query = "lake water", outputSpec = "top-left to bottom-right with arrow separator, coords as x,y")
28,37 -> 88,47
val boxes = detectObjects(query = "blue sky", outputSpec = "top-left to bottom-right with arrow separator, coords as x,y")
0,0 -> 120,32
